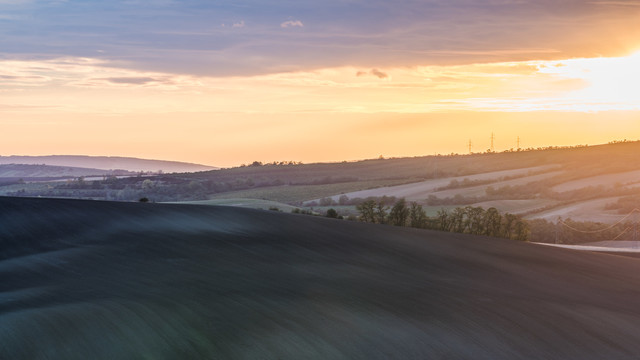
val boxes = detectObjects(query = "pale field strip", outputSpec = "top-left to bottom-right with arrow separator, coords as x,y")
552,169 -> 640,193
322,165 -> 559,202
470,199 -> 557,214
536,243 -> 640,253
586,241 -> 640,248
427,171 -> 562,198
526,197 -> 625,223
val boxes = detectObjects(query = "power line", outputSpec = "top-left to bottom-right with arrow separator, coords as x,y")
558,208 -> 640,240
559,209 -> 640,233
611,226 -> 633,241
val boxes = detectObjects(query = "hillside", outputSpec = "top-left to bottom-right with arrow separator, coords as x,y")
190,141 -> 640,223
184,141 -> 640,185
0,155 -> 217,173
0,164 -> 133,182
4,141 -> 640,223
3,197 -> 640,358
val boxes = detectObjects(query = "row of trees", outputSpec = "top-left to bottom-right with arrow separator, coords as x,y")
528,217 -> 637,244
353,198 -> 639,244
239,160 -> 303,167
356,198 -> 529,241
435,206 -> 528,241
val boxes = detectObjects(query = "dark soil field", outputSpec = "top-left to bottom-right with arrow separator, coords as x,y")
3,197 -> 640,359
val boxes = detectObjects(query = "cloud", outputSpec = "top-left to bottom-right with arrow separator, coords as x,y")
0,67 -> 51,85
105,77 -> 159,85
280,20 -> 303,28
589,1 -> 640,6
0,103 -> 56,111
1,1 -> 639,77
357,69 -> 389,79
2,53 -> 639,120
0,57 -> 206,91
79,74 -> 193,89
370,69 -> 388,79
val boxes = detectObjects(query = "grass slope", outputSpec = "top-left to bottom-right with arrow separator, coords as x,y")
551,169 -> 640,192
206,179 -> 411,204
3,197 -> 640,359
309,166 -> 552,203
170,198 -> 299,212
189,141 -> 640,186
527,197 -> 625,223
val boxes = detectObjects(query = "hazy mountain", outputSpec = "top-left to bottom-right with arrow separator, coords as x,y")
0,164 -> 133,180
0,155 -> 218,173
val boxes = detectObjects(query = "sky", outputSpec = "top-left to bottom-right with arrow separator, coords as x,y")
1,0 -> 640,167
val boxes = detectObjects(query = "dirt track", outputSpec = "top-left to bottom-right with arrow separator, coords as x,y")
3,197 -> 640,359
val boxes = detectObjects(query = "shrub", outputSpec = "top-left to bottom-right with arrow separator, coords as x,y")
326,208 -> 339,218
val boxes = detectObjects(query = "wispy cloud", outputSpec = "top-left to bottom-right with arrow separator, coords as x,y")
0,0 -> 32,4
280,20 -> 303,28
0,103 -> 57,111
0,1 -> 638,76
3,53 -> 639,114
589,1 -> 640,6
0,57 -> 201,90
356,69 -> 389,79
105,77 -> 159,85
370,69 -> 388,79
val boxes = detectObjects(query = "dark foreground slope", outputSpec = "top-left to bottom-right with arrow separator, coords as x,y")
2,198 -> 640,359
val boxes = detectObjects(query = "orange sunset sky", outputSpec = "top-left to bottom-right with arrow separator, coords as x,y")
1,0 -> 639,167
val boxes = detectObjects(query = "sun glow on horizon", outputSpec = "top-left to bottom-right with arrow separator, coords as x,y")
532,50 -> 640,112
2,50 -> 640,114
1,51 -> 640,166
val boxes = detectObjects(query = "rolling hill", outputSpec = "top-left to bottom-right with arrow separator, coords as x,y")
4,141 -> 640,223
195,141 -> 640,223
3,197 -> 640,358
311,166 -> 558,204
0,155 -> 217,173
0,164 -> 134,181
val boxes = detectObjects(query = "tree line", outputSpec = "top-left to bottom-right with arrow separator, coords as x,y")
528,217 -> 637,244
355,198 -> 529,241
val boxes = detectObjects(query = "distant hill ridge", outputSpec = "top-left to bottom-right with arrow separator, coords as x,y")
0,155 -> 218,173
0,163 -> 131,179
